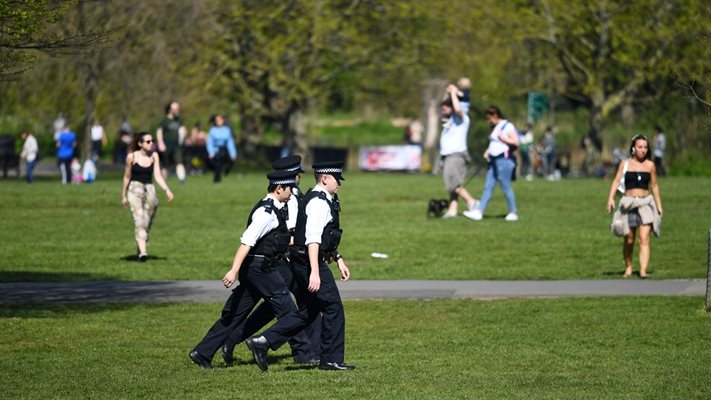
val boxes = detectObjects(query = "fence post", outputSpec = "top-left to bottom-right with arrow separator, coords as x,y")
706,229 -> 711,311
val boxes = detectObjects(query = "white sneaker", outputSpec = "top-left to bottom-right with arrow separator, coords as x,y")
467,200 -> 480,212
463,209 -> 483,221
441,211 -> 457,219
504,213 -> 519,221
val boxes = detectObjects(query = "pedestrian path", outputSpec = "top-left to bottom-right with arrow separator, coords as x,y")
0,279 -> 705,304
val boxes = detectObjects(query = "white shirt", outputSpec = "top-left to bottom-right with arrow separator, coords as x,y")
240,194 -> 286,247
22,134 -> 39,162
654,133 -> 666,158
91,124 -> 104,141
286,187 -> 300,230
439,113 -> 470,156
304,185 -> 333,245
487,119 -> 516,157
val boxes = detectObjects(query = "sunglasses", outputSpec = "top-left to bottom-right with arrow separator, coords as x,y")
141,140 -> 153,144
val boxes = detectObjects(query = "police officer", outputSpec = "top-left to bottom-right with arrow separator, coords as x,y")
188,169 -> 302,369
246,161 -> 355,371
220,155 -> 320,366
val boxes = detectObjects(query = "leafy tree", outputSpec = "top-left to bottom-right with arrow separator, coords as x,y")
209,0 -> 452,160
518,0 -> 709,149
0,0 -> 106,80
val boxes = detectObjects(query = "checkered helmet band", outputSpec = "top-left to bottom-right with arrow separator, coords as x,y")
314,167 -> 342,174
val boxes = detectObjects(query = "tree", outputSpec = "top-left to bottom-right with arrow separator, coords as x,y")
521,0 -> 709,149
209,0 -> 450,161
0,0 -> 106,80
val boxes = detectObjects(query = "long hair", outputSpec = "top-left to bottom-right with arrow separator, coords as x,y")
485,105 -> 505,119
629,134 -> 652,160
129,132 -> 151,152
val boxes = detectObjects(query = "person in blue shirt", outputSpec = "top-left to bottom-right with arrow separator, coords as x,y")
206,114 -> 237,183
56,125 -> 77,185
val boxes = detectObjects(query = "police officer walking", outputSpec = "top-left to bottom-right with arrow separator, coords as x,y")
246,161 -> 355,371
220,155 -> 320,366
188,169 -> 302,369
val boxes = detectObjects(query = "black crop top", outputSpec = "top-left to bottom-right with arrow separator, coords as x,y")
624,171 -> 650,190
131,162 -> 153,184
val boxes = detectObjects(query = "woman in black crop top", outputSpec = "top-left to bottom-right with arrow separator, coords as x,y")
606,135 -> 663,278
121,132 -> 174,261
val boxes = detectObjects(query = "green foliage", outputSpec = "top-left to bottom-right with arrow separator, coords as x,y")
0,1 -> 709,167
1,297 -> 710,399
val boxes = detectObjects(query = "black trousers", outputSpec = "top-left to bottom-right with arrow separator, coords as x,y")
261,258 -> 346,364
224,259 -> 322,361
191,257 -> 302,360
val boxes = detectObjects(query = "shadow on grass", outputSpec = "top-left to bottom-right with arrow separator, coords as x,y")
0,280 -> 208,308
0,271 -> 112,283
121,254 -> 169,262
602,270 -> 652,279
0,301 -> 177,318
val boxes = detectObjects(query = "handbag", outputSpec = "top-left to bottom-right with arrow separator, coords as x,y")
616,160 -> 628,194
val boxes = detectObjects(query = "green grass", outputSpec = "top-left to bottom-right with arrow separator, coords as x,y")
1,172 -> 709,282
1,297 -> 710,399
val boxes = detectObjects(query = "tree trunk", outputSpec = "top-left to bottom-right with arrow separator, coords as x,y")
239,113 -> 264,160
287,105 -> 310,166
78,2 -> 96,163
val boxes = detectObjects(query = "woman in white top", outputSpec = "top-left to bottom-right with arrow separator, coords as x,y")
20,131 -> 39,183
464,106 -> 519,221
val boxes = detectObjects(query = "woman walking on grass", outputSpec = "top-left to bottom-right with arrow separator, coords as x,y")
121,132 -> 174,261
607,135 -> 663,278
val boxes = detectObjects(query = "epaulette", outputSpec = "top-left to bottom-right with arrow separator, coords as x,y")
261,198 -> 275,214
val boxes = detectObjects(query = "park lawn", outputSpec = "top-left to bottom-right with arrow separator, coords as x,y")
1,297 -> 710,400
0,173 -> 709,282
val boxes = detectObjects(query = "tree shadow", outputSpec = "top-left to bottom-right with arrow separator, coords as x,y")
0,271 -> 112,283
0,301 -> 177,319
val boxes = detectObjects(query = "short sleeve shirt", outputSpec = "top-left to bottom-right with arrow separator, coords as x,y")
304,185 -> 333,245
439,114 -> 470,156
487,120 -> 516,157
240,195 -> 286,247
159,116 -> 182,146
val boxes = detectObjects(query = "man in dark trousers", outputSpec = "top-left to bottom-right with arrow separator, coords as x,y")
246,161 -> 355,372
188,169 -> 302,369
220,155 -> 321,366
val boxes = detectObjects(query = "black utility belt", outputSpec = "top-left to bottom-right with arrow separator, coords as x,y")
290,246 -> 339,264
246,253 -> 285,268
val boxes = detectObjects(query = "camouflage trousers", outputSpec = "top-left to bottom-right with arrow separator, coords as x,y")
127,181 -> 158,243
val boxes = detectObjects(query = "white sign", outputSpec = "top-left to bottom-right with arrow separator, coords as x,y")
359,145 -> 422,171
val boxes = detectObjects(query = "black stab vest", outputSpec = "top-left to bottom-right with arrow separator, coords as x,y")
294,189 -> 342,256
246,198 -> 291,258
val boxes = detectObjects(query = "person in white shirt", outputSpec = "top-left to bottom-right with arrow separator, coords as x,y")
189,169 -> 301,369
245,161 -> 355,372
652,125 -> 666,176
219,155 -> 320,367
464,105 -> 519,221
90,120 -> 107,162
439,84 -> 479,218
20,131 -> 39,183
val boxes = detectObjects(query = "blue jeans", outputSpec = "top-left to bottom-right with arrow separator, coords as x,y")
478,157 -> 517,214
26,159 -> 38,183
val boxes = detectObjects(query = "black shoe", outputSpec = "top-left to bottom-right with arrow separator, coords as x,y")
319,362 -> 356,371
221,343 -> 235,366
138,253 -> 148,262
246,336 -> 270,372
189,350 -> 212,369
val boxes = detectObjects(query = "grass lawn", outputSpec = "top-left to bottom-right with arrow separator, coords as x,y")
0,172 -> 709,282
1,297 -> 710,400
